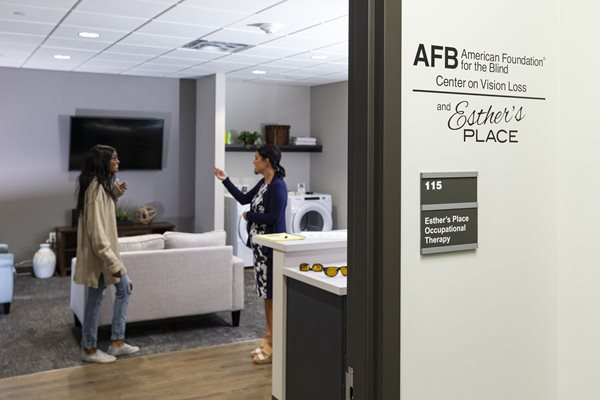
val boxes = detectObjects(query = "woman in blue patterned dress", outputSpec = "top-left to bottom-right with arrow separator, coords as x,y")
215,144 -> 287,364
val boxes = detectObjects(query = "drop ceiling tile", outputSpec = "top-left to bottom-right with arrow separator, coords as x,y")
24,61 -> 79,71
76,0 -> 171,19
140,0 -> 180,4
136,20 -> 215,38
0,32 -> 44,46
278,69 -> 316,78
300,62 -> 347,75
291,16 -> 347,42
202,28 -> 278,46
92,51 -> 154,63
0,20 -> 54,36
152,55 -> 206,66
265,58 -> 320,68
0,42 -> 37,56
162,48 -> 223,61
285,50 -> 343,63
78,59 -> 140,68
315,41 -> 348,55
119,32 -> 193,48
262,35 -> 333,52
166,70 -> 210,79
200,60 -> 248,73
133,62 -> 183,72
228,64 -> 294,78
108,43 -> 171,56
121,69 -> 166,77
0,57 -> 23,67
229,15 -> 317,37
182,65 -> 216,75
229,0 -> 346,35
74,65 -> 131,74
44,36 -> 111,51
52,25 -> 128,42
156,5 -> 245,28
0,0 -> 78,9
216,52 -> 276,65
182,0 -> 282,14
237,45 -> 301,58
61,11 -> 146,32
28,45 -> 96,65
0,4 -> 68,24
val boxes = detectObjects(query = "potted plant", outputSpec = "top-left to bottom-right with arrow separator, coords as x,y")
115,206 -> 134,225
238,131 -> 261,148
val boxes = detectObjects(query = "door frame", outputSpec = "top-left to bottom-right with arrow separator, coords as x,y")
347,0 -> 402,398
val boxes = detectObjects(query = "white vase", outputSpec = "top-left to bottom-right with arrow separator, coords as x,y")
33,243 -> 56,279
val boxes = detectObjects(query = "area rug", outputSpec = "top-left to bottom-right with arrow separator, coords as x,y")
0,269 -> 264,378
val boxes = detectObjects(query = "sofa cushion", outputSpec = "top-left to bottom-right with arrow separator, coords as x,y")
164,230 -> 226,249
118,234 -> 164,252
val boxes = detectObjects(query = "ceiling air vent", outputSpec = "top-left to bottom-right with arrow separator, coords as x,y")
182,39 -> 251,53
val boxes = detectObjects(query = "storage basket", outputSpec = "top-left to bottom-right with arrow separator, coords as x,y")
265,125 -> 290,145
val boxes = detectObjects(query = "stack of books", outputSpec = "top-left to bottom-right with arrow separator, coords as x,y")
291,136 -> 317,146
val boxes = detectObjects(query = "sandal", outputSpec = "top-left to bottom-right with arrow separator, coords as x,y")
250,339 -> 269,358
253,344 -> 272,364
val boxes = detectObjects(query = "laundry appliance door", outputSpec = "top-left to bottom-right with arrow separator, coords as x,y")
290,202 -> 333,233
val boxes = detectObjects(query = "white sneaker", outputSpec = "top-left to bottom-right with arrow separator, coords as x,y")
82,349 -> 116,364
107,343 -> 140,356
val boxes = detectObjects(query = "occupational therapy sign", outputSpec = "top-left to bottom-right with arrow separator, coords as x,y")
412,44 -> 547,144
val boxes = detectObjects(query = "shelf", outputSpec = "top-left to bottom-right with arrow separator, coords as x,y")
225,144 -> 322,153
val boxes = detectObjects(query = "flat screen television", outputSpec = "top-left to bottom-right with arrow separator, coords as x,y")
69,116 -> 164,171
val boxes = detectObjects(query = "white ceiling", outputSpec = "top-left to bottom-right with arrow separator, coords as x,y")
0,0 -> 348,86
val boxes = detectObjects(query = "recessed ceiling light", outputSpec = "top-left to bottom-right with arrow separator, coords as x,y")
311,55 -> 328,60
53,54 -> 71,60
78,32 -> 100,38
252,70 -> 267,75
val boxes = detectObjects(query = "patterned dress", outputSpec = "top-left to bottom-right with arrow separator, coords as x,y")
248,183 -> 270,299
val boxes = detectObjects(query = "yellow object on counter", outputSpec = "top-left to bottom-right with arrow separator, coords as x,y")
255,233 -> 304,242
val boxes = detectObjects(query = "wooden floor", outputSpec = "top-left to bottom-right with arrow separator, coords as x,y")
0,340 -> 272,400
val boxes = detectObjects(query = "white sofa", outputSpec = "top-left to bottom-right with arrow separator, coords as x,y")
70,230 -> 245,327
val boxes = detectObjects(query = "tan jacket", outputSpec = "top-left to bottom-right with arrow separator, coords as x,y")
73,179 -> 126,288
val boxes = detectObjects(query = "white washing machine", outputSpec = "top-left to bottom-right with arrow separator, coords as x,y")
286,193 -> 333,233
224,194 -> 253,267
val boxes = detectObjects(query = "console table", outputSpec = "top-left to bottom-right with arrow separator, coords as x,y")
55,221 -> 175,276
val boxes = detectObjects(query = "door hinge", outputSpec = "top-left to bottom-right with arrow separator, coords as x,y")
346,366 -> 354,400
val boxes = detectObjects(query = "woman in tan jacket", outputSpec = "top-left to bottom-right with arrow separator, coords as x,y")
74,144 -> 139,363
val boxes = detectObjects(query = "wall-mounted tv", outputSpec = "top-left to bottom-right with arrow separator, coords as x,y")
69,116 -> 164,171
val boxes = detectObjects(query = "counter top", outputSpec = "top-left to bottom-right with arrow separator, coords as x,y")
253,230 -> 347,253
283,266 -> 347,296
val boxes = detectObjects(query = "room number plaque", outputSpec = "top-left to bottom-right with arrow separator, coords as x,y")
420,172 -> 478,255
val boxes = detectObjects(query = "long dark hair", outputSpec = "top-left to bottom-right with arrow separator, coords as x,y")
76,144 -> 117,216
257,144 -> 286,178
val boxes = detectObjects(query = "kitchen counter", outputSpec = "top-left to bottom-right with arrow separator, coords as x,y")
253,231 -> 347,400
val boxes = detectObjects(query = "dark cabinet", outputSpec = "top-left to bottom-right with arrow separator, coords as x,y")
286,278 -> 346,400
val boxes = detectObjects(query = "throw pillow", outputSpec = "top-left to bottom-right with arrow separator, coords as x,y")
118,234 -> 165,252
164,230 -> 226,249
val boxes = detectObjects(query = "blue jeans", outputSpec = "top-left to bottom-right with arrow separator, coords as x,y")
81,273 -> 132,349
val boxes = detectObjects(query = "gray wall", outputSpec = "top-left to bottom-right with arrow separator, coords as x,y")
0,67 -> 196,263
310,81 -> 348,229
224,80 -> 312,192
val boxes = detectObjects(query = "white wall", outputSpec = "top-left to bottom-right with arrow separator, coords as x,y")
310,81 -> 348,228
0,67 -> 196,262
557,2 -> 600,399
224,80 -> 311,192
195,74 -> 225,232
401,1 -> 559,399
